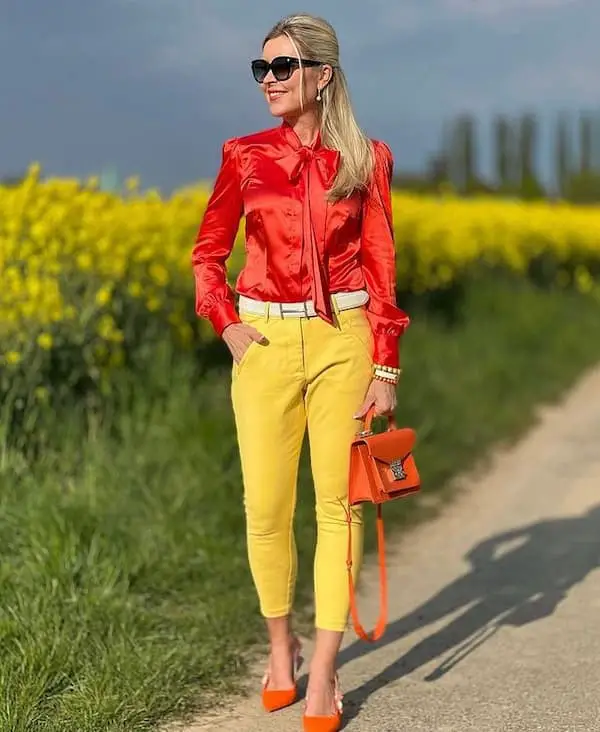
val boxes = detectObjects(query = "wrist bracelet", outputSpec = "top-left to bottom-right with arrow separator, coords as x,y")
373,369 -> 399,384
373,363 -> 402,375
372,364 -> 402,383
374,375 -> 397,385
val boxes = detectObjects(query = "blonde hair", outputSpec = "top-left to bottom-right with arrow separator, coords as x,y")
263,14 -> 375,201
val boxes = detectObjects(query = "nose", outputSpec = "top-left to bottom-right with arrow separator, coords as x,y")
263,69 -> 276,83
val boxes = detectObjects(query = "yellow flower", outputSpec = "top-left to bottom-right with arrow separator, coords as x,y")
127,282 -> 143,298
4,351 -> 21,365
77,252 -> 93,271
149,263 -> 170,286
95,284 -> 113,307
27,161 -> 42,180
146,296 -> 162,312
37,332 -> 53,350
125,176 -> 140,192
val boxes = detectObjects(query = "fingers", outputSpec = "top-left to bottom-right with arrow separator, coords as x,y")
372,396 -> 397,416
249,326 -> 268,344
231,327 -> 267,363
353,397 -> 375,420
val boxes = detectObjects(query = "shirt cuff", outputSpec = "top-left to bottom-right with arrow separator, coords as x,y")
373,332 -> 400,369
210,299 -> 241,337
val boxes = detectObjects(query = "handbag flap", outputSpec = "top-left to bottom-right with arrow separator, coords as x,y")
360,427 -> 416,465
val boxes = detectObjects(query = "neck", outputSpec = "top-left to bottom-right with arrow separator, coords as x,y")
284,111 -> 321,147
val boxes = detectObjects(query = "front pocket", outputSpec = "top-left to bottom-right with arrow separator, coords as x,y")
236,339 -> 259,373
232,312 -> 270,377
338,309 -> 374,361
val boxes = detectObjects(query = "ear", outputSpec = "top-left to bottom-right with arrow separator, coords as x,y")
319,63 -> 333,87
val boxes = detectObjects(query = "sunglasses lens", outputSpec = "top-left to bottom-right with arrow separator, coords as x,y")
251,57 -> 297,83
271,57 -> 293,81
251,60 -> 268,83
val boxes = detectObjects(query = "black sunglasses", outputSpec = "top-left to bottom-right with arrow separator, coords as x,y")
250,55 -> 322,83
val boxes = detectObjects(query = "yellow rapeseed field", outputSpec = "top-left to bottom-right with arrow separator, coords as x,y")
1,163 -> 599,397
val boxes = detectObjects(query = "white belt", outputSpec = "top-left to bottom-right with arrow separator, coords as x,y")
238,290 -> 369,318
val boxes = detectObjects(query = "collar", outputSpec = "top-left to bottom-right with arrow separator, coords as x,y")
280,119 -> 322,151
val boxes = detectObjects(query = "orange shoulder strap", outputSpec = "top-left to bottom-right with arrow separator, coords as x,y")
346,504 -> 388,642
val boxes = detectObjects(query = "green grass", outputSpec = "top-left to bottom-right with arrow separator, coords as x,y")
1,278 -> 600,731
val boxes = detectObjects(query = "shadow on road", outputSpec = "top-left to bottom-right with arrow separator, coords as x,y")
336,503 -> 600,728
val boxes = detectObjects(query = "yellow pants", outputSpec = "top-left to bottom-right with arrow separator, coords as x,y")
231,304 -> 374,632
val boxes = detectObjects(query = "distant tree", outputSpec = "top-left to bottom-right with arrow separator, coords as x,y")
579,111 -> 593,173
427,151 -> 450,188
592,112 -> 600,171
461,114 -> 477,193
554,112 -> 571,197
446,113 -> 489,194
517,113 -> 545,199
493,114 -> 516,194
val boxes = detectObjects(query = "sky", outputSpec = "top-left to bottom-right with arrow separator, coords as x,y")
2,0 -> 599,193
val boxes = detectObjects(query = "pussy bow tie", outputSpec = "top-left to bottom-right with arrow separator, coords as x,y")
275,146 -> 341,324
276,146 -> 340,188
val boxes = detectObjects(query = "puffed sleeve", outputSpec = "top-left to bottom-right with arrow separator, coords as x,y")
191,137 -> 243,337
360,140 -> 410,368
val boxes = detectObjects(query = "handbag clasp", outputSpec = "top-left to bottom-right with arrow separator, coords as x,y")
390,458 -> 407,481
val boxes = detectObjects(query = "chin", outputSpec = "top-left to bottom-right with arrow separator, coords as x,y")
267,101 -> 292,118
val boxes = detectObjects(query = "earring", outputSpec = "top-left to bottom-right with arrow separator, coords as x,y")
316,88 -> 322,102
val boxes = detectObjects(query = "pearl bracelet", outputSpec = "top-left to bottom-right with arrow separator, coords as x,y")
373,366 -> 401,384
373,364 -> 401,382
374,375 -> 397,385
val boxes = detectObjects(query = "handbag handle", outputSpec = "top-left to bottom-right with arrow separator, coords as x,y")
363,405 -> 398,433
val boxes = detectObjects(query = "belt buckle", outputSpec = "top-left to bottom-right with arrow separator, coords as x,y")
278,303 -> 294,317
280,302 -> 306,317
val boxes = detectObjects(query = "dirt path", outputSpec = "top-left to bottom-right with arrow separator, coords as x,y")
173,364 -> 600,732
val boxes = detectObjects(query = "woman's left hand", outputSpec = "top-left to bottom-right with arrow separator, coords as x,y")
353,379 -> 397,420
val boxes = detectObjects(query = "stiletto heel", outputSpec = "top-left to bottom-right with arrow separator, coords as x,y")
302,673 -> 343,732
261,636 -> 303,712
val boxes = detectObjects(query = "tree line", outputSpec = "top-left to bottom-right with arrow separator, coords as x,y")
4,109 -> 600,203
394,109 -> 600,203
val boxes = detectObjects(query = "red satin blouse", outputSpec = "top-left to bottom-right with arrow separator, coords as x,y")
191,120 -> 409,368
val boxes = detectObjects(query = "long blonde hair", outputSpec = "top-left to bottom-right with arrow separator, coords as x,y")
263,14 -> 375,201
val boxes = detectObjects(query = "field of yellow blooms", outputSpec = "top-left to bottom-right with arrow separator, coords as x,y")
1,163 -> 600,404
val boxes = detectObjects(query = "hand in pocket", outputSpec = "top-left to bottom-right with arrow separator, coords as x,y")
222,323 -> 267,364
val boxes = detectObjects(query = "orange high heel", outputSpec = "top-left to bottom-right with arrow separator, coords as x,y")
302,673 -> 343,732
261,636 -> 303,713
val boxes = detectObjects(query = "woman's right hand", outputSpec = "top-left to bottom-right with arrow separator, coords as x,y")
222,322 -> 267,364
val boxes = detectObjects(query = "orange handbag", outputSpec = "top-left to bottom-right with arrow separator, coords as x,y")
346,406 -> 421,642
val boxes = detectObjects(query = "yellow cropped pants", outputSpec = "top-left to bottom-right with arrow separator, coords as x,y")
231,304 -> 374,632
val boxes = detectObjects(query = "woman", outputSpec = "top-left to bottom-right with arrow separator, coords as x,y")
191,13 -> 409,732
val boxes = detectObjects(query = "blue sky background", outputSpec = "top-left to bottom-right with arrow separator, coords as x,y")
2,0 -> 599,192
